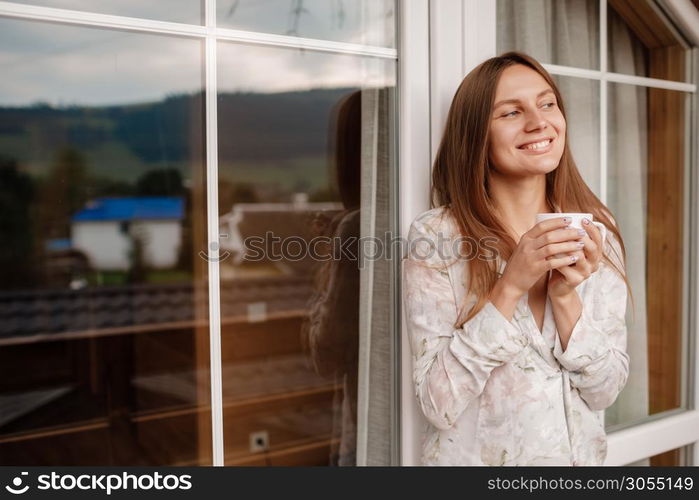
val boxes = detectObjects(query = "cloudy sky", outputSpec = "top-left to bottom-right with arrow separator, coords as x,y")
0,1 -> 395,107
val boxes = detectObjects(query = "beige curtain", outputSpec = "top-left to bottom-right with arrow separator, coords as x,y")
356,85 -> 394,465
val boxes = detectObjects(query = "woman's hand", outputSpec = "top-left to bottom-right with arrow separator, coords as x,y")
548,218 -> 605,299
498,217 -> 586,299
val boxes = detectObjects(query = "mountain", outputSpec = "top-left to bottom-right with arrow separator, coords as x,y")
0,87 -> 358,188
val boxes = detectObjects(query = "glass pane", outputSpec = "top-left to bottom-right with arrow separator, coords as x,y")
626,445 -> 693,466
608,1 -> 689,82
606,83 -> 689,429
217,0 -> 396,48
11,0 -> 204,25
217,43 -> 396,465
0,18 -> 210,465
553,75 -> 600,195
497,0 -> 599,70
608,4 -> 649,77
648,445 -> 692,467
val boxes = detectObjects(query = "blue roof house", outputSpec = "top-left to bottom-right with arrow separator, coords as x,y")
71,197 -> 184,271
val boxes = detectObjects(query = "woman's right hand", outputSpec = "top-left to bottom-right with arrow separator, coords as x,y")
501,217 -> 586,297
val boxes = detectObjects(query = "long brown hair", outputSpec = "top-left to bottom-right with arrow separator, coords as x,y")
431,51 -> 631,326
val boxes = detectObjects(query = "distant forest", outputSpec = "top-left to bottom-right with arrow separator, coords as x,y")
0,87 -> 357,189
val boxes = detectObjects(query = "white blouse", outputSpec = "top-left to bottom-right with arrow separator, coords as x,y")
402,206 -> 629,466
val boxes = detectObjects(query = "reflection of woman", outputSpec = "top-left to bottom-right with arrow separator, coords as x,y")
303,91 -> 361,466
403,53 -> 631,465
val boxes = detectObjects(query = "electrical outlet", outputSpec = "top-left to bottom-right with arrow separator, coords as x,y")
249,430 -> 270,453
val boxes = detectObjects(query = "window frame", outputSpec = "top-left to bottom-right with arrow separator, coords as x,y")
399,0 -> 699,466
0,0 -> 399,466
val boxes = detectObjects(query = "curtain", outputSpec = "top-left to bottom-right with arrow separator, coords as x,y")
356,85 -> 394,465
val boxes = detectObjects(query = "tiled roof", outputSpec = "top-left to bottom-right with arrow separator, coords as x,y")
0,276 -> 313,340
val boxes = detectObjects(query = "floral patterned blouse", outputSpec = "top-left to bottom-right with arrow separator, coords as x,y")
402,206 -> 629,466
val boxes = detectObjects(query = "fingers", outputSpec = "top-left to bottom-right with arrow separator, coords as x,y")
579,219 -> 604,271
537,240 -> 585,259
526,217 -> 571,240
549,250 -> 592,285
580,235 -> 601,272
554,263 -> 585,286
532,227 -> 586,250
546,252 -> 583,270
571,250 -> 593,276
582,218 -> 602,245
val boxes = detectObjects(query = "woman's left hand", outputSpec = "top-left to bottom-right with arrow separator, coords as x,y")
548,218 -> 604,299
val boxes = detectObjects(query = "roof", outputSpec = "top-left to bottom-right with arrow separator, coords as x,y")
71,197 -> 184,222
219,202 -> 344,274
0,276 -> 314,339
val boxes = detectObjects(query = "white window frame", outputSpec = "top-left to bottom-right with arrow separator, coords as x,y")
0,0 -> 398,467
399,0 -> 699,466
2,0 -> 697,468
398,0 -> 431,467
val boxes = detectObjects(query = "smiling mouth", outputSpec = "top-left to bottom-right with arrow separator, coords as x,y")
518,138 -> 554,151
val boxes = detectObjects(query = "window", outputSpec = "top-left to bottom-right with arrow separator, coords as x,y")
9,0 -> 205,24
498,0 -> 696,465
216,0 -> 395,47
0,0 -> 397,466
0,17 -> 208,464
216,42 -> 397,466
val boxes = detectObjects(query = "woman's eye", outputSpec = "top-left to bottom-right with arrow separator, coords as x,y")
502,110 -> 519,117
542,102 -> 556,109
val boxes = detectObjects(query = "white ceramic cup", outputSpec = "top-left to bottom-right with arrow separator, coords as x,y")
535,213 -> 607,260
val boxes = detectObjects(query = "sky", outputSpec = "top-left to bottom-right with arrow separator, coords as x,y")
0,1 -> 395,107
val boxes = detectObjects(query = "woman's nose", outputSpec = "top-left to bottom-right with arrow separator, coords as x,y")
524,109 -> 548,132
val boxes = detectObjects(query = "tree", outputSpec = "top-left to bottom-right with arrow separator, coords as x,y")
0,156 -> 36,288
38,147 -> 88,240
135,168 -> 184,196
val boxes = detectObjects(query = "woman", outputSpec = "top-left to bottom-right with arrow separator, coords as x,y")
303,91 -> 362,466
403,52 -> 630,466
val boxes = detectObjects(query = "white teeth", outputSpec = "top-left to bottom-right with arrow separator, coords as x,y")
522,139 -> 552,150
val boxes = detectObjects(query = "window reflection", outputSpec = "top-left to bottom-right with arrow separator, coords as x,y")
217,43 -> 395,465
217,0 -> 395,47
0,19 -> 210,465
10,0 -> 204,25
304,91 -> 361,465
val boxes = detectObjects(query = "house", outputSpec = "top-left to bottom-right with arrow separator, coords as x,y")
71,197 -> 184,270
219,196 -> 343,275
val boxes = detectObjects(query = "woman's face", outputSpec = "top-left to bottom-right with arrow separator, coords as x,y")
488,64 -> 566,177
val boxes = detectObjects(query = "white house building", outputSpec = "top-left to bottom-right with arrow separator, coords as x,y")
71,197 -> 184,270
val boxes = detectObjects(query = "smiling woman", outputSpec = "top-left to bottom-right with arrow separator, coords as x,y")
403,52 -> 631,465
